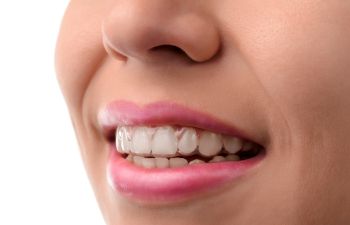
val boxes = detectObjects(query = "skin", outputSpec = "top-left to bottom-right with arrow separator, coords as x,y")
55,0 -> 350,224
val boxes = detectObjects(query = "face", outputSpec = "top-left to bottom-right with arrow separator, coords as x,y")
55,1 -> 350,224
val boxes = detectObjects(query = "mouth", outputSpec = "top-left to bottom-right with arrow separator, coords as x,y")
99,101 -> 266,204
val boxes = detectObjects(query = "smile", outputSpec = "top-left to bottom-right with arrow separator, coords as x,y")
99,101 -> 265,203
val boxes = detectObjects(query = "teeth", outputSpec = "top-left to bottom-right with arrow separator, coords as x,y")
226,154 -> 240,161
131,127 -> 152,155
131,155 -> 242,168
142,158 -> 156,169
151,126 -> 178,157
223,136 -> 243,154
126,154 -> 133,162
242,142 -> 254,152
116,126 -> 132,153
155,157 -> 169,168
115,125 -> 260,169
169,158 -> 188,168
178,128 -> 198,155
133,155 -> 144,167
189,159 -> 205,165
198,131 -> 222,157
209,155 -> 226,163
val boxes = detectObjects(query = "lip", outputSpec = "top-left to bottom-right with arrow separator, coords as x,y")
99,100 -> 265,203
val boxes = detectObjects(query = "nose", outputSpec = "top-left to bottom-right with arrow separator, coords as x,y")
102,0 -> 221,63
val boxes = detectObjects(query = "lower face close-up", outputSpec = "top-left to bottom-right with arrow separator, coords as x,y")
55,1 -> 350,225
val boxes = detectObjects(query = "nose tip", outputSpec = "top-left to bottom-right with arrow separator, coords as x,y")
102,1 -> 221,63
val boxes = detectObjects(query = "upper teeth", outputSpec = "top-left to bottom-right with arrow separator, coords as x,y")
116,125 -> 255,158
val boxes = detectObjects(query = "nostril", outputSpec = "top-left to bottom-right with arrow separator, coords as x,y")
150,45 -> 189,58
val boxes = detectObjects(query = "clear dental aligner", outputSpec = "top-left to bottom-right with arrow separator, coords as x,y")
116,125 -> 261,169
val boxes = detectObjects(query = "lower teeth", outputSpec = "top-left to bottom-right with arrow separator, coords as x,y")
123,150 -> 258,169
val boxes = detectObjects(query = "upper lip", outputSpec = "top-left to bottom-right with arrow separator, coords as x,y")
98,100 -> 263,146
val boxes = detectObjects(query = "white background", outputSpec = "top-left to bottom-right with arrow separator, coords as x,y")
0,1 -> 105,224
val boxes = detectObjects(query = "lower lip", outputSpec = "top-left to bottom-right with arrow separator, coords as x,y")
107,144 -> 264,204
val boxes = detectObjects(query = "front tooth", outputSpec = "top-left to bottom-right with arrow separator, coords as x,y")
116,126 -> 132,154
151,126 -> 177,157
198,131 -> 222,157
169,158 -> 188,168
132,127 -> 152,155
178,128 -> 198,155
155,157 -> 169,168
223,136 -> 243,154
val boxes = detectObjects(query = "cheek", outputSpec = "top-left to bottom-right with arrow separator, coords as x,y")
228,3 -> 350,219
55,1 -> 107,110
230,1 -> 350,133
